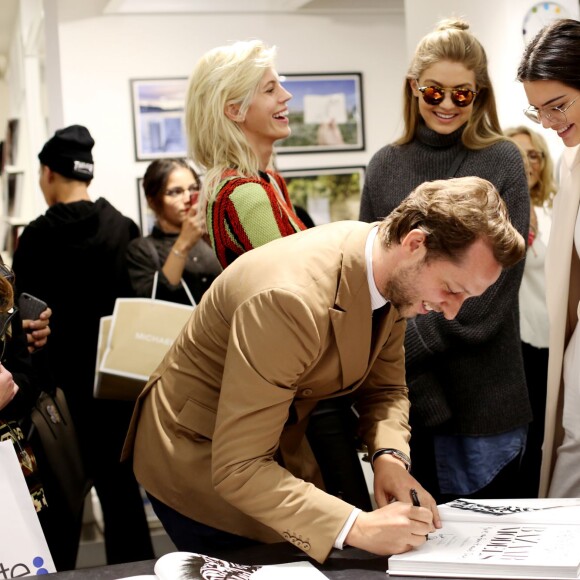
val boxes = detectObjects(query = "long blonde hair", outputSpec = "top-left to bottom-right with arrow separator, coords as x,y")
397,19 -> 504,150
185,40 -> 276,222
504,126 -> 557,208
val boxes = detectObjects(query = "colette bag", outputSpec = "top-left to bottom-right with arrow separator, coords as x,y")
94,272 -> 196,401
0,440 -> 56,574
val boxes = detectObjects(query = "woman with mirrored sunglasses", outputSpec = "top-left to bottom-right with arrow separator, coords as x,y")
126,159 -> 222,305
517,18 -> 580,500
359,18 -> 531,504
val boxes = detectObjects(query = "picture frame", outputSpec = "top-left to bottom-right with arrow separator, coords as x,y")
130,78 -> 188,161
136,177 -> 155,235
275,73 -> 365,154
282,166 -> 365,225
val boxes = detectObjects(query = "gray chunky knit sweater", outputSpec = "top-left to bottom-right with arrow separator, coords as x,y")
360,123 -> 532,435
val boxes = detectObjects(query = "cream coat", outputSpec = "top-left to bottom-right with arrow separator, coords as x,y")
541,144 -> 580,496
123,221 -> 411,563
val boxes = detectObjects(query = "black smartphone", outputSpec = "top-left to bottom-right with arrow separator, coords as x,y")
18,293 -> 48,321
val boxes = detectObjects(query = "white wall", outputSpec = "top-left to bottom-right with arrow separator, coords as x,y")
55,12 -> 406,224
22,3 -> 580,226
0,81 -> 9,134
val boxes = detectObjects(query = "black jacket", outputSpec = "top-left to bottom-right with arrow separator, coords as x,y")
11,198 -> 139,421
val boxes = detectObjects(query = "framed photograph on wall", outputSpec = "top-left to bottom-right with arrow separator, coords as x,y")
281,166 -> 365,226
130,78 -> 188,161
136,177 -> 155,235
275,73 -> 365,154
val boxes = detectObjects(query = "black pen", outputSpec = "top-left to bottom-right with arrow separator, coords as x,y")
410,488 -> 420,507
410,488 -> 428,540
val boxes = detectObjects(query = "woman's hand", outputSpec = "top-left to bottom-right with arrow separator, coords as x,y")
0,364 -> 18,410
177,205 -> 203,251
21,307 -> 52,353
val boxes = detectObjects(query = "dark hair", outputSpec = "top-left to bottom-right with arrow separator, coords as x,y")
378,176 -> 525,268
517,18 -> 580,91
142,158 -> 200,213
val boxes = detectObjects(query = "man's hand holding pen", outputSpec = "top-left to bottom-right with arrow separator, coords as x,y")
344,453 -> 441,556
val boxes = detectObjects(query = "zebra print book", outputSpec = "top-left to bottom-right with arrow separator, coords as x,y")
121,550 -> 329,579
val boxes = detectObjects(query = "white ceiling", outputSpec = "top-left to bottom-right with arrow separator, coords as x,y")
0,0 -> 403,70
102,0 -> 403,14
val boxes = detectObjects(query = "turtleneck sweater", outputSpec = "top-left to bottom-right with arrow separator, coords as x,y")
360,123 -> 532,436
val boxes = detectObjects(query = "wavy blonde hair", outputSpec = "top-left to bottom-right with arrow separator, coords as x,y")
504,126 -> 557,208
185,40 -> 276,225
397,19 -> 504,150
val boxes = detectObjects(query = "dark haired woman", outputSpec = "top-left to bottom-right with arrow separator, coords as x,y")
127,159 -> 222,305
517,18 -> 580,498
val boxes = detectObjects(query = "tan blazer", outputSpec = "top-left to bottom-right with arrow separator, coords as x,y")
123,220 -> 410,563
541,144 -> 580,496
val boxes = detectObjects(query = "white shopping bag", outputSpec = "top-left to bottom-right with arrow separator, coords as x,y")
0,440 -> 56,575
94,273 -> 196,401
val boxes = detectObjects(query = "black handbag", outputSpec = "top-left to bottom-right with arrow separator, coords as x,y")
28,388 -> 92,518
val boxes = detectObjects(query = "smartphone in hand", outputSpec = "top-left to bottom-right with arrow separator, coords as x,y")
18,293 -> 48,321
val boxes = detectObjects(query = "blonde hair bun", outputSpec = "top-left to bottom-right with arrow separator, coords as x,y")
435,18 -> 470,32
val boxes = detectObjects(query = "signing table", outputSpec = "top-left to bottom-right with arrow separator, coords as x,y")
44,543 -> 478,580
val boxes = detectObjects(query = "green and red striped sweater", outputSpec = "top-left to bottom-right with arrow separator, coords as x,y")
207,169 -> 306,268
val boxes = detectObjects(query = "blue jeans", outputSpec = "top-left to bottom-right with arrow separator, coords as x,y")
147,493 -> 261,554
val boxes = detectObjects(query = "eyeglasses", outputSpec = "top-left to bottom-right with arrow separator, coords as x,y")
524,96 -> 579,125
526,150 -> 544,164
417,85 -> 478,108
164,184 -> 200,198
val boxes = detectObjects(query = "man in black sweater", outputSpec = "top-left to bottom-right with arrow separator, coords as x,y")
12,125 -> 154,568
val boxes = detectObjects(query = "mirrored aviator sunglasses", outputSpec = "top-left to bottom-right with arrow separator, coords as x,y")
418,85 -> 478,108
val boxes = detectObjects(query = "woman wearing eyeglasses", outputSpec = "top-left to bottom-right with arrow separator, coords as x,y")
126,159 -> 222,305
517,18 -> 580,499
359,19 -> 531,503
505,126 -> 557,498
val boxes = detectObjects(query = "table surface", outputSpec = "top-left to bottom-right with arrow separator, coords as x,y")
43,542 -> 482,580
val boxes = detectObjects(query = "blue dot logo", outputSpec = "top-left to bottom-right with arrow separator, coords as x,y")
32,556 -> 49,575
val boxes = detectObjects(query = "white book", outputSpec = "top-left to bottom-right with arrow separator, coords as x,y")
120,550 -> 329,579
388,498 -> 580,579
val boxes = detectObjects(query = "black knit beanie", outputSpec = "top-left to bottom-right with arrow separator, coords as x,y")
38,125 -> 95,181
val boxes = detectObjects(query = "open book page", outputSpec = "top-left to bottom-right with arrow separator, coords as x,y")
388,499 -> 580,579
153,551 -> 328,579
438,497 -> 580,524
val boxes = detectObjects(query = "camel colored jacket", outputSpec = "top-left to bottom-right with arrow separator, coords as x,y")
541,144 -> 580,496
123,220 -> 410,563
